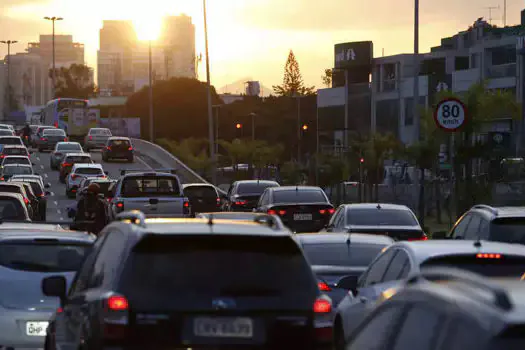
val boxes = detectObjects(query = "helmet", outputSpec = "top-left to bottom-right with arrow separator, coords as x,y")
86,183 -> 100,194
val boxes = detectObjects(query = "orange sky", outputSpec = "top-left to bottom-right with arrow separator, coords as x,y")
1,0 -> 523,91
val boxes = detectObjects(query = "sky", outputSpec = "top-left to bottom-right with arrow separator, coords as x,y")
1,0 -> 524,91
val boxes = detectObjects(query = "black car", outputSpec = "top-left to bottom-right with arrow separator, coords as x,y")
42,211 -> 332,350
325,203 -> 427,241
255,186 -> 334,232
102,137 -> 134,162
224,180 -> 280,212
435,204 -> 525,245
182,183 -> 221,215
344,268 -> 525,350
11,179 -> 49,221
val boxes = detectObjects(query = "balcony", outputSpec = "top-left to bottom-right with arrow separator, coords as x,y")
486,63 -> 516,79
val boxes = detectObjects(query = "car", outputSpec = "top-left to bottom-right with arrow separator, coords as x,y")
8,178 -> 49,221
324,203 -> 427,241
76,177 -> 116,201
0,164 -> 33,181
182,183 -> 222,215
84,127 -> 112,151
110,170 -> 190,218
0,155 -> 32,168
0,227 -> 94,349
65,163 -> 106,198
435,204 -> 525,244
0,136 -> 24,150
196,212 -> 289,231
49,142 -> 83,170
101,136 -> 134,162
0,182 -> 34,218
0,124 -> 14,131
0,192 -> 31,221
9,174 -> 47,189
223,180 -> 280,212
36,128 -> 67,152
343,268 -> 525,350
17,182 -> 41,221
255,186 -> 334,233
296,233 -> 394,307
0,145 -> 30,159
0,129 -> 15,137
31,126 -> 55,148
42,211 -> 331,350
333,239 -> 525,349
58,153 -> 92,183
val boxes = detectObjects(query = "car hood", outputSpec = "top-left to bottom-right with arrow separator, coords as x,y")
0,269 -> 75,311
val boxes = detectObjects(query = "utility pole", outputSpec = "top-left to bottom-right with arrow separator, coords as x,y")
44,16 -> 63,98
297,96 -> 301,163
250,112 -> 256,141
203,0 -> 216,184
148,40 -> 154,142
0,40 -> 18,117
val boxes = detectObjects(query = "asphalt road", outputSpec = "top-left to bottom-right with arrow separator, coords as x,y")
30,149 -> 152,222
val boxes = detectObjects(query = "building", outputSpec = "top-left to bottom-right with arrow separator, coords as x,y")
4,53 -> 50,108
159,15 -> 196,79
27,35 -> 84,67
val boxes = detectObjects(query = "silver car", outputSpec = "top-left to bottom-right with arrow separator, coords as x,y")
84,128 -> 112,151
50,142 -> 83,170
0,226 -> 94,349
36,129 -> 67,152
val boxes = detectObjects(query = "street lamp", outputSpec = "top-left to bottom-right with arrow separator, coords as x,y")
0,40 -> 18,116
250,112 -> 256,141
203,0 -> 216,184
148,40 -> 154,142
43,16 -> 63,98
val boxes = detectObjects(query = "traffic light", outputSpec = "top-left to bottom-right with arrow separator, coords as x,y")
236,123 -> 242,129
235,123 -> 243,138
302,124 -> 308,131
360,158 -> 364,163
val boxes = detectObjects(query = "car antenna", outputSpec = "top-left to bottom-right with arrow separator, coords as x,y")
473,238 -> 482,248
377,203 -> 382,209
207,213 -> 214,226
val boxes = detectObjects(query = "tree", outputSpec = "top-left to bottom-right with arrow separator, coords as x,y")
51,64 -> 95,99
321,69 -> 332,88
157,137 -> 214,177
272,50 -> 315,96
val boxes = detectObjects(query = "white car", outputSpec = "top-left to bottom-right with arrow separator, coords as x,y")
0,124 -> 14,131
65,163 -> 106,198
84,128 -> 112,151
1,156 -> 32,167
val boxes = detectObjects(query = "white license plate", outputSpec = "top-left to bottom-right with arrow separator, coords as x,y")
26,321 -> 48,336
194,317 -> 253,338
294,213 -> 312,221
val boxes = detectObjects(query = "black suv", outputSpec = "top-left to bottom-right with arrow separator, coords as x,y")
42,211 -> 331,350
223,180 -> 280,212
435,205 -> 525,244
102,137 -> 134,162
344,267 -> 525,350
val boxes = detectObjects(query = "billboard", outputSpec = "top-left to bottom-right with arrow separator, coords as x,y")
99,117 -> 141,138
334,41 -> 373,69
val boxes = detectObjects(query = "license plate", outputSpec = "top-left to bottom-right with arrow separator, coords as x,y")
26,321 -> 48,336
194,317 -> 253,338
294,213 -> 312,221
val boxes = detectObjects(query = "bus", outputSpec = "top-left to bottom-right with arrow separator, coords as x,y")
41,98 -> 88,129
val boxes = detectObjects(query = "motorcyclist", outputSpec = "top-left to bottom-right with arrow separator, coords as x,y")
21,123 -> 31,146
73,183 -> 109,235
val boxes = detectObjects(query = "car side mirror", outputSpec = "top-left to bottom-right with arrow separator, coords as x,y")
45,183 -> 51,189
337,275 -> 360,294
432,231 -> 448,239
41,276 -> 67,302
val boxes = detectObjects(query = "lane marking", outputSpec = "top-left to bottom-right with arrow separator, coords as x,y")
43,174 -> 48,178
50,192 -> 55,196
135,155 -> 153,170
40,165 -> 44,169
53,201 -> 58,206
57,209 -> 62,215
60,217 -> 64,221
36,157 -> 40,161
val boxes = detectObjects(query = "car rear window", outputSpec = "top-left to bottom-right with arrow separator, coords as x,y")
490,218 -> 525,245
75,168 -> 103,175
301,242 -> 386,267
0,138 -> 22,145
3,157 -> 30,166
44,129 -> 66,136
421,255 -> 525,278
4,148 -> 27,156
119,235 -> 316,306
237,182 -> 278,195
90,182 -> 113,195
110,139 -> 130,146
0,242 -> 91,272
65,156 -> 91,164
0,185 -> 23,195
57,144 -> 82,151
3,166 -> 32,175
122,176 -> 180,197
0,198 -> 26,220
347,208 -> 418,226
27,182 -> 43,196
184,186 -> 217,198
91,129 -> 111,136
273,190 -> 327,204
0,130 -> 13,136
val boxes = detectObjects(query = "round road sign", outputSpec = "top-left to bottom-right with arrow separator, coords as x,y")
433,98 -> 467,132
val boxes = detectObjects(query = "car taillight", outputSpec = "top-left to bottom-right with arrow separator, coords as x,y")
0,177 -> 5,181
408,234 -> 428,241
278,209 -> 286,215
24,198 -> 29,205
183,200 -> 190,214
268,209 -> 277,215
39,193 -> 45,197
106,197 -> 113,202
313,297 -> 332,314
128,146 -> 133,151
216,197 -> 221,206
476,253 -> 502,259
106,146 -> 111,151
116,202 -> 124,210
104,295 -> 129,340
56,307 -> 63,313
319,208 -> 336,215
328,208 -> 335,214
40,137 -> 47,141
0,155 -> 4,159
71,174 -> 77,179
62,163 -> 72,167
234,200 -> 247,205
64,138 -> 68,142
108,296 -> 128,311
318,281 -> 331,292
89,136 -> 93,140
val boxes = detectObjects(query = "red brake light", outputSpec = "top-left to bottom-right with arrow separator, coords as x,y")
40,137 -> 46,141
313,298 -> 332,314
62,163 -> 72,167
24,198 -> 29,205
278,210 -> 286,215
89,136 -> 93,140
319,209 -> 326,214
56,307 -> 63,313
183,201 -> 190,208
71,174 -> 77,179
106,146 -> 111,151
476,253 -> 501,259
235,200 -> 247,205
107,296 -> 128,311
408,234 -> 428,241
328,208 -> 335,214
318,281 -> 331,292
116,202 -> 124,209
39,193 -> 45,197
268,209 -> 277,215
64,138 -> 68,142
0,155 -> 4,159
216,197 -> 221,206
128,146 -> 133,151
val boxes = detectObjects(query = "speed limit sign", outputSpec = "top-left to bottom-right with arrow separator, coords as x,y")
433,98 -> 467,132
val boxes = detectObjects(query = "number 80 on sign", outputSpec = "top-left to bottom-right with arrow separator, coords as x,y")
433,98 -> 467,132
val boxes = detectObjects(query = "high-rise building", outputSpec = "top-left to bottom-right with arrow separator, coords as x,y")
27,35 -> 84,67
160,15 -> 196,79
4,53 -> 51,107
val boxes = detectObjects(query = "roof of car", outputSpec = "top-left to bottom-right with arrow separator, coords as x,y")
108,136 -> 130,140
43,128 -> 65,133
393,240 -> 525,265
342,203 -> 412,211
56,142 -> 81,146
3,164 -> 31,168
270,186 -> 322,192
183,183 -> 216,189
0,192 -> 25,200
2,145 -> 26,149
296,232 -> 395,245
72,163 -> 103,169
470,205 -> 525,219
64,152 -> 90,157
234,180 -> 279,185
89,128 -> 110,131
122,171 -> 177,178
2,155 -> 29,159
10,175 -> 42,181
0,136 -> 21,139
0,227 -> 95,243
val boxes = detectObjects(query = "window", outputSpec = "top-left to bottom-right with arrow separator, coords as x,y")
421,255 -> 525,278
347,306 -> 404,350
347,208 -> 418,226
65,156 -> 91,164
301,242 -> 387,267
183,186 -> 218,199
3,157 -> 30,166
393,304 -> 444,350
0,198 -> 26,220
464,214 -> 481,239
3,166 -> 32,175
478,219 -> 490,240
68,235 -> 107,296
272,190 -> 327,204
109,139 -> 130,147
489,218 -> 525,245
122,176 -> 181,197
362,249 -> 397,287
43,129 -> 66,136
76,168 -> 103,176
90,129 -> 111,136
451,213 -> 472,238
88,231 -> 124,288
237,182 -> 278,195
383,249 -> 410,281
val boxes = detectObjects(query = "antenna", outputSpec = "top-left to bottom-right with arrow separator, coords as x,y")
484,5 -> 500,24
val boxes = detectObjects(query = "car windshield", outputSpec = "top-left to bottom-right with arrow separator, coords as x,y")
273,190 -> 327,203
75,168 -> 103,175
421,255 -> 525,278
184,186 -> 217,198
0,198 -> 26,220
57,144 -> 81,151
301,242 -> 386,267
65,156 -> 91,164
44,129 -> 66,136
346,208 -> 418,226
110,139 -> 130,147
0,138 -> 21,145
490,218 -> 525,245
122,176 -> 180,197
0,242 -> 91,272
91,129 -> 111,136
237,182 -> 278,195
3,166 -> 32,175
3,157 -> 30,166
4,148 -> 27,156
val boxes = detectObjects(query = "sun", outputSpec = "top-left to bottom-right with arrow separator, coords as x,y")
133,17 -> 162,41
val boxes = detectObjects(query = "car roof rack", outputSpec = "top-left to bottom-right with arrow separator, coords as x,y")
407,267 -> 512,311
115,210 -> 146,228
472,204 -> 498,215
253,214 -> 281,230
120,168 -> 177,176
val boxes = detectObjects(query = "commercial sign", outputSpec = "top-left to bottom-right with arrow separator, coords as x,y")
334,41 -> 373,69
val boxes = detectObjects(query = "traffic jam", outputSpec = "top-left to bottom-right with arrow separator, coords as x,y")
0,121 -> 522,349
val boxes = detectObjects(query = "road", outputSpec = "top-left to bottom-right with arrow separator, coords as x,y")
30,149 -> 153,222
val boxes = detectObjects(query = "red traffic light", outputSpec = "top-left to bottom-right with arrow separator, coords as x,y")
360,158 -> 364,163
236,123 -> 242,129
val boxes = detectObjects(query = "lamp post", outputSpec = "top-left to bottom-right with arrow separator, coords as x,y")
0,40 -> 18,116
203,0 -> 216,184
44,16 -> 63,98
148,40 -> 154,142
250,112 -> 256,141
